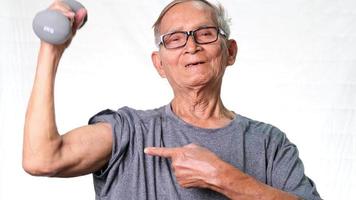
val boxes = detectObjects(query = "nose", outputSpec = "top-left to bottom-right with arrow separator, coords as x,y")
184,34 -> 200,54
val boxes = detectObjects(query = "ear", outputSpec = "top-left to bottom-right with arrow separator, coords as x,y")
151,51 -> 166,78
226,39 -> 238,66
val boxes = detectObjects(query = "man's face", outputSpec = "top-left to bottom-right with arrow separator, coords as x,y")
152,1 -> 237,91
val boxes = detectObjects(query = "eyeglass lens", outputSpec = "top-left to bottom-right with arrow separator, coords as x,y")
163,27 -> 218,49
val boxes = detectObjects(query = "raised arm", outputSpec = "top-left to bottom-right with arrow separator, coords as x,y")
23,1 -> 112,177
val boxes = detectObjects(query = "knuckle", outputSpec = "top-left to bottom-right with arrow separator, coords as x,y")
49,5 -> 62,12
176,178 -> 186,187
177,181 -> 184,187
49,2 -> 69,12
50,2 -> 62,9
175,173 -> 182,180
180,183 -> 187,188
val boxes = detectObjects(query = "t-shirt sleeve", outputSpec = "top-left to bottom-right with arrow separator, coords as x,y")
88,109 -> 133,178
268,129 -> 322,200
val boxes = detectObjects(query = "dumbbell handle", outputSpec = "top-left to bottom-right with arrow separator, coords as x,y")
32,0 -> 87,45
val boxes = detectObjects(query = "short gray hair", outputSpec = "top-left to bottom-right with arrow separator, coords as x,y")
153,0 -> 231,46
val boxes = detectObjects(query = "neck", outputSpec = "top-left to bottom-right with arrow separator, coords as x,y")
171,83 -> 235,128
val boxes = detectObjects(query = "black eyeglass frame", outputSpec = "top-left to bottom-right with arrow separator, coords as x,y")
157,26 -> 227,49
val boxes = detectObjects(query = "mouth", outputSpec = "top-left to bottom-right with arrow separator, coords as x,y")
185,61 -> 205,68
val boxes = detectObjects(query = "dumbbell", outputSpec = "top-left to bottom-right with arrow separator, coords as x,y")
32,0 -> 88,45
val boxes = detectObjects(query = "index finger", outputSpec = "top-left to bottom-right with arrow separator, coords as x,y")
144,147 -> 178,158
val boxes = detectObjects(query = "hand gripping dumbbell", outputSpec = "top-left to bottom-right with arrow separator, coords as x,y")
32,0 -> 88,45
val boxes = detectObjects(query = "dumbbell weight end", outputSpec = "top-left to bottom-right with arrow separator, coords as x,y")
32,0 -> 87,45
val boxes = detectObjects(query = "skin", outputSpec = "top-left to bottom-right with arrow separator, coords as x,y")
23,0 -> 112,177
151,2 -> 237,129
149,2 -> 300,200
23,0 -> 300,199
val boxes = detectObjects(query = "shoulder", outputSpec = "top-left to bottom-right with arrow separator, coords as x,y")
89,105 -> 166,126
237,114 -> 287,145
117,105 -> 166,121
238,115 -> 299,165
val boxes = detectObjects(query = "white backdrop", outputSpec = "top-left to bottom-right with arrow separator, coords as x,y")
0,0 -> 355,199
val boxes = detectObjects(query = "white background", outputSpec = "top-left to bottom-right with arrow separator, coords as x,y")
0,0 -> 355,199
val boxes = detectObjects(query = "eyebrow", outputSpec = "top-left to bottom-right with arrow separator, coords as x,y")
163,24 -> 216,35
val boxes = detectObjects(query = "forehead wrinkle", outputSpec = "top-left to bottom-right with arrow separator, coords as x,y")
160,2 -> 217,35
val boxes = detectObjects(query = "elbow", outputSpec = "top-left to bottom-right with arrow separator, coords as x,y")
22,158 -> 58,177
22,131 -> 63,177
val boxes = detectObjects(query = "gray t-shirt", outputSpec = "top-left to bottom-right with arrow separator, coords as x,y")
88,104 -> 321,200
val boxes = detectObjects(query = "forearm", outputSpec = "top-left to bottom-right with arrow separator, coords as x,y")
23,44 -> 64,175
210,162 -> 299,200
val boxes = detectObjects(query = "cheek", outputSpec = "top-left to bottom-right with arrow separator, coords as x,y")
208,46 -> 228,72
219,42 -> 229,65
158,56 -> 178,76
161,51 -> 180,68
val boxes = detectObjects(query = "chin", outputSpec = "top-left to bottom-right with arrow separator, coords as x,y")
183,76 -> 215,89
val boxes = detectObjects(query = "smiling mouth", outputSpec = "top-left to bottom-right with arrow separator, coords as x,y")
185,62 -> 205,67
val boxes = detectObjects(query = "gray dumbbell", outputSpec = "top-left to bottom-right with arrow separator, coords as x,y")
32,0 -> 88,45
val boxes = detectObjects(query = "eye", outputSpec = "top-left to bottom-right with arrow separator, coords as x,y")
171,35 -> 181,41
201,31 -> 213,36
164,33 -> 184,43
198,29 -> 214,37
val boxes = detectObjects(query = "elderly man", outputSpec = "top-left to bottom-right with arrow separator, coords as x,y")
23,0 -> 322,199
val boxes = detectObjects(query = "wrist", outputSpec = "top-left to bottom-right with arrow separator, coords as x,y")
39,42 -> 65,57
205,160 -> 233,193
37,42 -> 64,75
209,163 -> 299,200
208,162 -> 262,199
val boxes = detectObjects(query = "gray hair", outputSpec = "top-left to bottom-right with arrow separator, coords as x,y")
153,0 -> 231,46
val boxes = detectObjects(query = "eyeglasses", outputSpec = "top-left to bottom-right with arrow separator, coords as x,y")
158,26 -> 227,49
